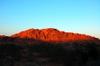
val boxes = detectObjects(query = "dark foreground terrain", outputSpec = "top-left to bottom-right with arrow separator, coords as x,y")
0,42 -> 100,66
0,28 -> 100,66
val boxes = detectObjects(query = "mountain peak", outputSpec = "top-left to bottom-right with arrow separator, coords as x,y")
11,28 -> 99,42
26,28 -> 59,32
19,28 -> 59,33
24,28 -> 40,32
41,28 -> 58,31
41,28 -> 59,34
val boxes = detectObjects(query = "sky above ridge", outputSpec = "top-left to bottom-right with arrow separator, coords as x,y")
0,0 -> 100,38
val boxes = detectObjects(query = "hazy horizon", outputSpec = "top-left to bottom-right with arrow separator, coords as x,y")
0,0 -> 100,38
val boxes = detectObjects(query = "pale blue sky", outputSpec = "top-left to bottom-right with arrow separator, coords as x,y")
0,0 -> 100,38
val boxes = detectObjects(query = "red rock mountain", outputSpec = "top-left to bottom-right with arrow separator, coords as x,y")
11,28 -> 99,43
0,35 -> 7,38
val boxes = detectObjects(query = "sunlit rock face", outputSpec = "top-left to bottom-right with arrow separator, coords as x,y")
11,28 -> 99,43
0,28 -> 100,66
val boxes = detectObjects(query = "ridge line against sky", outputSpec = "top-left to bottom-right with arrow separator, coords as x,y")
0,0 -> 100,38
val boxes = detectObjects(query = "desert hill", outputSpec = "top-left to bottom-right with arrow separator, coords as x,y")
0,28 -> 100,45
11,28 -> 100,43
0,28 -> 100,66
